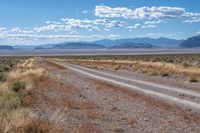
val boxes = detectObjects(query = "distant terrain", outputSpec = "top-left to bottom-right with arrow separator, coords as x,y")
0,45 -> 14,50
93,37 -> 183,47
52,42 -> 106,49
1,35 -> 200,50
110,42 -> 154,49
180,35 -> 200,48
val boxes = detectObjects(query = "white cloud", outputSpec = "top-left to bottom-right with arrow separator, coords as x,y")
183,17 -> 200,23
108,34 -> 120,39
61,18 -> 124,30
144,20 -> 164,25
127,22 -> 157,30
11,27 -> 34,34
0,27 -> 7,32
34,24 -> 67,32
95,5 -> 200,21
197,31 -> 200,34
0,33 -> 104,45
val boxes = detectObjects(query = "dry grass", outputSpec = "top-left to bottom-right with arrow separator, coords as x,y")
0,108 -> 62,133
67,59 -> 200,82
0,58 -> 60,133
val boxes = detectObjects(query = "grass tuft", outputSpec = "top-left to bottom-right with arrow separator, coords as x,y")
0,91 -> 21,111
10,81 -> 26,93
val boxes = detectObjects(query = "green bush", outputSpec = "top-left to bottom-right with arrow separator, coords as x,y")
10,81 -> 26,92
0,72 -> 5,82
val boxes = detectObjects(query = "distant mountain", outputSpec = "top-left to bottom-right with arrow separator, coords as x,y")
111,42 -> 154,49
52,42 -> 106,49
12,37 -> 184,50
13,45 -> 36,50
180,35 -> 200,48
0,45 -> 14,50
93,37 -> 183,47
35,44 -> 56,49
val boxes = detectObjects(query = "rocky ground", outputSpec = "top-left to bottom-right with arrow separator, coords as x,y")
28,60 -> 200,133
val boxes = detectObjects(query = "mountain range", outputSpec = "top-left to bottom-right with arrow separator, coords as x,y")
180,35 -> 200,48
110,42 -> 154,49
0,45 -> 14,50
1,35 -> 200,50
34,37 -> 184,50
93,37 -> 183,47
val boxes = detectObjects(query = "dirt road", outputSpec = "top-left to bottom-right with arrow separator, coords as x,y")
53,61 -> 200,112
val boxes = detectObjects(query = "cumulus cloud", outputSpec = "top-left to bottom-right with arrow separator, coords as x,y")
0,17 -> 126,45
95,5 -> 200,21
31,18 -> 125,33
61,18 -> 124,29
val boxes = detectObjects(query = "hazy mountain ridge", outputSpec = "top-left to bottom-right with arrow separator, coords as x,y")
35,37 -> 183,49
93,37 -> 183,47
52,42 -> 106,49
0,45 -> 14,50
110,42 -> 154,49
180,35 -> 200,48
1,37 -> 192,50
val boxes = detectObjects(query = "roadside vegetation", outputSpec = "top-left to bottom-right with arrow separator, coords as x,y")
57,54 -> 200,82
0,58 -> 59,133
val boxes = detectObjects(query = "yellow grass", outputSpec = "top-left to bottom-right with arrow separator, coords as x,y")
66,59 -> 200,82
0,58 -> 55,133
74,59 -> 200,75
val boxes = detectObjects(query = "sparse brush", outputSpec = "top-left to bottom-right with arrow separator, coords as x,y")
10,81 -> 26,93
160,71 -> 169,77
188,75 -> 199,82
0,72 -> 6,82
114,65 -> 121,71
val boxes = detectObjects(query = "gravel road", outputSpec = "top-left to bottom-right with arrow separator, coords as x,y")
54,61 -> 200,112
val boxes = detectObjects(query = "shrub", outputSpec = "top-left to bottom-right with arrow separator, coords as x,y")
0,72 -> 5,82
188,76 -> 198,82
10,81 -> 26,92
160,71 -> 169,77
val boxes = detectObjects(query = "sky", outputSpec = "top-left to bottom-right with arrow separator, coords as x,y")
0,0 -> 200,45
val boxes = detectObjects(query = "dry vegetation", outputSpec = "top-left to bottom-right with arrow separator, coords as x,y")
0,58 -> 60,133
60,54 -> 200,82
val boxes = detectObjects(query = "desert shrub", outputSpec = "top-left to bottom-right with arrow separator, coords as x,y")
10,81 -> 26,92
160,71 -> 169,77
0,72 -> 6,82
114,65 -> 121,71
188,76 -> 198,82
0,92 -> 21,110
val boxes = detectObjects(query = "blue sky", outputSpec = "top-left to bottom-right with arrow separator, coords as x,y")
0,0 -> 200,45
